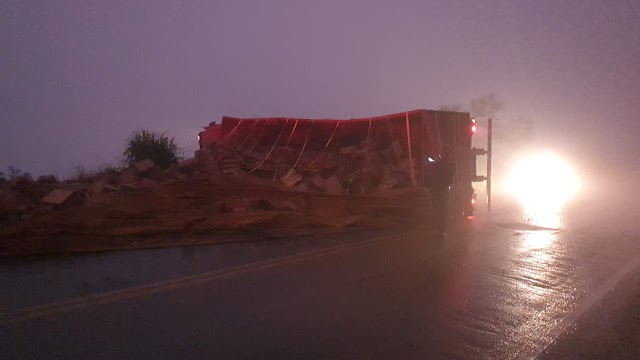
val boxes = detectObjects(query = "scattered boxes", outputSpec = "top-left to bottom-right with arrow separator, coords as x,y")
41,189 -> 75,205
280,171 -> 303,187
322,175 -> 343,194
222,159 -> 241,175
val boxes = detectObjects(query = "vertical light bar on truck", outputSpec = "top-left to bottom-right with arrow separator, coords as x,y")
471,118 -> 477,134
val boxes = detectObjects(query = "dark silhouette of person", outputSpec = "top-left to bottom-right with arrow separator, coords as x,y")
424,150 -> 456,237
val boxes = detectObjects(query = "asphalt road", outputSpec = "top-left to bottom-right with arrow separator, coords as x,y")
1,192 -> 639,359
539,263 -> 640,360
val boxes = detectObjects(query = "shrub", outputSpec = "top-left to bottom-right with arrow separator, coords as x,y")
7,166 -> 22,180
124,130 -> 179,168
72,163 -> 95,183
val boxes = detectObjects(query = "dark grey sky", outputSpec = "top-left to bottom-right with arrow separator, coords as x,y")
2,0 -> 639,178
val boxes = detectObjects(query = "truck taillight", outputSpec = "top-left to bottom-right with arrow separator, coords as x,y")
471,118 -> 477,134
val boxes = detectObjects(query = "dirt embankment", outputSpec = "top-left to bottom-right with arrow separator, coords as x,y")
0,173 -> 432,256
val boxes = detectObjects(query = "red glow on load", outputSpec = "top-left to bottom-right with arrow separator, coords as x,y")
471,124 -> 477,134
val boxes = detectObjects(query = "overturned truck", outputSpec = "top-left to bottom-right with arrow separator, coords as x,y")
198,109 -> 484,218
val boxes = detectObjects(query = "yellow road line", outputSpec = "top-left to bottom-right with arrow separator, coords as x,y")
1,233 -> 405,326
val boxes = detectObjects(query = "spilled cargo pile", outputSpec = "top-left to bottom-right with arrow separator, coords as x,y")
195,139 -> 416,195
197,110 -> 473,196
0,156 -> 431,256
0,109 -> 476,256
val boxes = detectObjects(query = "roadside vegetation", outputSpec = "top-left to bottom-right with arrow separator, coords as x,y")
124,129 -> 179,168
0,166 -> 32,182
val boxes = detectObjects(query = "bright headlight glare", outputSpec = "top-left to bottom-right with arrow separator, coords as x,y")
506,152 -> 580,209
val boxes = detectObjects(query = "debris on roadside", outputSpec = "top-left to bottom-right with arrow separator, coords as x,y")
132,159 -> 155,173
178,158 -> 197,173
137,178 -> 159,191
90,180 -> 117,193
119,168 -> 140,185
41,189 -> 75,205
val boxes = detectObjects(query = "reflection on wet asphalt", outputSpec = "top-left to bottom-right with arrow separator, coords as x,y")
441,210 -> 586,358
1,194 -> 639,359
0,229 -> 393,312
443,196 -> 640,359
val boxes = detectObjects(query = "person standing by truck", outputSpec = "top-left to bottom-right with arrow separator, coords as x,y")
424,149 -> 456,238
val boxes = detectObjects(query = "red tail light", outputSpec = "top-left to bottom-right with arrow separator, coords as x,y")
471,118 -> 477,134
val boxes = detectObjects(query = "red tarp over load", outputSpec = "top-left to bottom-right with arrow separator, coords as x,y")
198,110 -> 472,194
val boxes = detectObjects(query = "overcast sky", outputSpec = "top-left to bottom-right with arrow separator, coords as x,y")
2,0 -> 639,179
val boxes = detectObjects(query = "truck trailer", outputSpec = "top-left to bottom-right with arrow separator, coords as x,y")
198,109 -> 489,220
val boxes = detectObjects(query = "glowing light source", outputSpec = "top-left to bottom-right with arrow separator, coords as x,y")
506,152 -> 580,210
471,125 -> 477,134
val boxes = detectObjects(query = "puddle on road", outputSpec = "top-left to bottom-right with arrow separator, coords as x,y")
495,222 -> 560,232
495,204 -> 564,233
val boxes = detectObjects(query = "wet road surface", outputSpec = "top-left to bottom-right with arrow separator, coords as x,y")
1,192 -> 639,359
539,263 -> 640,360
